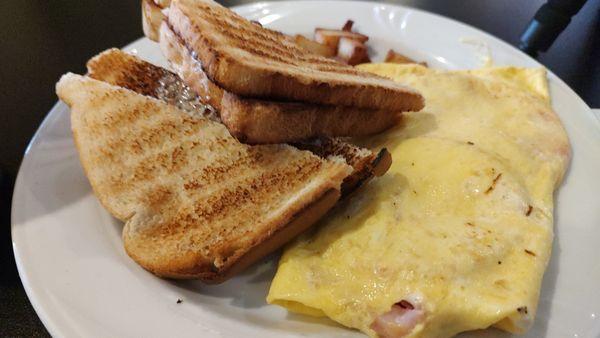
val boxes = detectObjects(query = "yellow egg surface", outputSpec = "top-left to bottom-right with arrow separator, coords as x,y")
356,64 -> 569,211
267,64 -> 570,337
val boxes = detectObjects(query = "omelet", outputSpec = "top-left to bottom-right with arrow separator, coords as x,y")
267,64 -> 570,337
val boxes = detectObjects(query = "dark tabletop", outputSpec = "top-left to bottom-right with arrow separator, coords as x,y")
1,0 -> 598,336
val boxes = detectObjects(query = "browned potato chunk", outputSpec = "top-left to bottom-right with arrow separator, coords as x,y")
314,28 -> 369,49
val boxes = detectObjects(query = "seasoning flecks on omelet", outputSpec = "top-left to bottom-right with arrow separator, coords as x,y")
268,64 -> 570,338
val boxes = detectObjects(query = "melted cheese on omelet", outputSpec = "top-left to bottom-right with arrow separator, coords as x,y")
267,64 -> 570,337
357,64 -> 569,211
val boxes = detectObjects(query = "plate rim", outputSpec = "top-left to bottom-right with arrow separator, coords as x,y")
12,101 -> 66,337
10,1 -> 599,337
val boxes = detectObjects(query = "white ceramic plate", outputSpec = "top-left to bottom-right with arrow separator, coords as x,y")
12,1 -> 600,337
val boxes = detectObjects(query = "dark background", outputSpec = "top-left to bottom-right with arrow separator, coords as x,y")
1,0 -> 598,336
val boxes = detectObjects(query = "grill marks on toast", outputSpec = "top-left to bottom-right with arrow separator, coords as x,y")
179,5 -> 361,74
88,51 -> 218,121
140,151 -> 325,240
127,145 -> 339,273
157,27 -> 405,143
296,138 -> 372,169
168,0 -> 424,110
184,1 -> 349,69
107,129 -> 255,206
88,50 -> 367,152
96,109 -> 203,167
87,49 -> 391,195
294,138 -> 391,195
88,52 -> 167,97
57,73 -> 352,280
192,158 -> 324,224
210,21 -> 347,70
78,101 -> 216,214
153,2 -> 356,76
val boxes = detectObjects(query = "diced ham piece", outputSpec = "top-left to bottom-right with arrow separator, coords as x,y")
370,300 -> 425,338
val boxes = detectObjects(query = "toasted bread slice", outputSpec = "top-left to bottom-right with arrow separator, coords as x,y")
56,73 -> 353,282
86,48 -> 391,196
141,0 -> 167,41
294,138 -> 390,196
87,48 -> 220,122
157,23 -> 401,143
165,0 -> 423,111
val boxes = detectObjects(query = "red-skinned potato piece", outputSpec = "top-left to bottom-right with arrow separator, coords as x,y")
337,37 -> 370,65
314,28 -> 369,49
294,35 -> 336,57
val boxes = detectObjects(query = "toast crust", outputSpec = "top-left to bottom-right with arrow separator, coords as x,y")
167,0 -> 424,111
160,23 -> 402,143
150,188 -> 340,282
296,139 -> 392,196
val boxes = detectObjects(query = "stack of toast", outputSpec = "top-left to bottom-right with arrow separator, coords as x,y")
56,0 -> 424,283
144,0 -> 423,143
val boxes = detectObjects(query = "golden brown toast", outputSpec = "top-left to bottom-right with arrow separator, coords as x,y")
294,137 -> 391,196
57,73 -> 354,282
86,48 -> 391,196
142,0 -> 164,41
87,47 -> 220,122
158,23 -> 402,143
165,0 -> 424,111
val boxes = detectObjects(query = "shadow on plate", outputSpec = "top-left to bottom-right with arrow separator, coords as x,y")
170,253 -> 280,309
165,252 -> 351,334
14,106 -> 92,224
